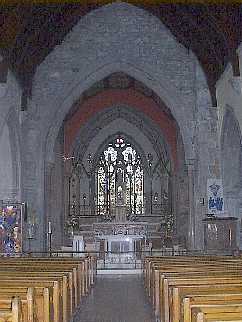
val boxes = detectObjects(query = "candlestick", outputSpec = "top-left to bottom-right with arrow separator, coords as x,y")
48,221 -> 52,234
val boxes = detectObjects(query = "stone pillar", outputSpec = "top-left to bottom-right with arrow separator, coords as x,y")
63,160 -> 72,244
21,123 -> 44,252
187,159 -> 196,250
44,161 -> 55,250
171,174 -> 177,238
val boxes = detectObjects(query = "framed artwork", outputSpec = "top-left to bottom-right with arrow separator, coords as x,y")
0,201 -> 22,255
207,179 -> 224,214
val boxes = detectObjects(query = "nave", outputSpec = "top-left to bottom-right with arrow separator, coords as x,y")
1,3 -> 242,321
73,275 -> 155,322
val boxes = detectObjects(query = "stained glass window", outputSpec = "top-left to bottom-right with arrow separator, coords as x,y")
96,136 -> 144,215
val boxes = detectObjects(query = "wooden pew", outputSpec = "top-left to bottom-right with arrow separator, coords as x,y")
0,286 -> 50,322
0,256 -> 96,322
0,265 -> 75,314
170,284 -> 242,322
183,293 -> 242,322
144,256 -> 242,302
152,263 -> 242,317
0,272 -> 69,322
164,275 -> 242,322
194,304 -> 242,322
0,287 -> 34,322
0,279 -> 60,322
0,256 -> 95,308
0,297 -> 22,322
143,256 -> 242,322
3,256 -> 95,297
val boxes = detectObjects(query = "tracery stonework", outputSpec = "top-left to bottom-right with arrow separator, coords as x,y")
96,135 -> 144,218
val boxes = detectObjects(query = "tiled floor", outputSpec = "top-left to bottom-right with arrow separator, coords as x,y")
73,274 -> 156,322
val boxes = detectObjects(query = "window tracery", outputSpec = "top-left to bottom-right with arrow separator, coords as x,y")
96,136 -> 144,216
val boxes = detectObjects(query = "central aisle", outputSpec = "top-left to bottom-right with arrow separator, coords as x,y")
73,274 -> 156,322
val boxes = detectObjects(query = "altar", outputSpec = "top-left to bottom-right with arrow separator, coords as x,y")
93,222 -> 147,268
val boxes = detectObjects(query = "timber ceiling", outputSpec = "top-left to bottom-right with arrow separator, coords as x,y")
0,3 -> 241,104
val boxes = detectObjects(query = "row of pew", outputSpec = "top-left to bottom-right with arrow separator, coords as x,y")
143,255 -> 242,322
0,256 -> 96,322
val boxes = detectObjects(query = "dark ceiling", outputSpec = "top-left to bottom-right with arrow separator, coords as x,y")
0,3 -> 241,105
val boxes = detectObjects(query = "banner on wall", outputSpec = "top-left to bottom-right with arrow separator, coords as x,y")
207,179 -> 224,214
0,201 -> 22,255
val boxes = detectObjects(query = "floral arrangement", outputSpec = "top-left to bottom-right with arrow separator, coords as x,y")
166,212 -> 174,235
65,216 -> 79,234
160,212 -> 174,238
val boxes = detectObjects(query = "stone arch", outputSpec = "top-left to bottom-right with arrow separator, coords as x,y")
0,59 -> 22,205
67,99 -> 175,172
43,63 -> 191,165
221,106 -> 242,218
91,132 -> 149,170
31,2 -> 213,249
6,108 -> 21,200
66,109 -> 175,217
73,115 -> 167,158
0,108 -> 21,200
33,2 -> 211,165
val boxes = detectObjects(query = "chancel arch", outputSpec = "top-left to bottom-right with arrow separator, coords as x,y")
39,2 -> 202,167
32,2 -> 215,251
56,72 -> 189,248
65,89 -> 178,170
72,110 -> 171,215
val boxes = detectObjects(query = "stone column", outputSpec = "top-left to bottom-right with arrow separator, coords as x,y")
44,161 -> 55,250
63,160 -> 72,244
186,159 -> 196,250
171,174 -> 178,240
21,122 -> 44,252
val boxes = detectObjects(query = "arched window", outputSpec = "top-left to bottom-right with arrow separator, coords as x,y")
96,136 -> 144,216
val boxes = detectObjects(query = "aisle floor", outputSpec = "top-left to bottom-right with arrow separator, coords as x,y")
73,274 -> 156,322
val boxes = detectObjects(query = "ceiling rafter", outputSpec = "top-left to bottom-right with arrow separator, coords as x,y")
201,6 -> 235,64
9,6 -> 35,74
0,3 -> 241,101
181,5 -> 225,74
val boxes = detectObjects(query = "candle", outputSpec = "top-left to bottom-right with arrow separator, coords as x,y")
28,225 -> 34,239
48,221 -> 52,234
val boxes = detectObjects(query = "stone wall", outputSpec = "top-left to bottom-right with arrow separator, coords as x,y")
28,3 -> 215,250
0,63 -> 22,201
0,4 -> 242,251
216,43 -> 242,248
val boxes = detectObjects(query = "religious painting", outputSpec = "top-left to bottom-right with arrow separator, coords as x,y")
0,202 -> 22,255
207,179 -> 224,214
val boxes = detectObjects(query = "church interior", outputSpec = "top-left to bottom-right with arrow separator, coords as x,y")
0,2 -> 242,321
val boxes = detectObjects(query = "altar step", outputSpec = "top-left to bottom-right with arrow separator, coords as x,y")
97,268 -> 142,275
97,259 -> 142,271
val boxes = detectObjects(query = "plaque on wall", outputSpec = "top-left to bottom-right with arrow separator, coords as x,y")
207,179 -> 224,214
